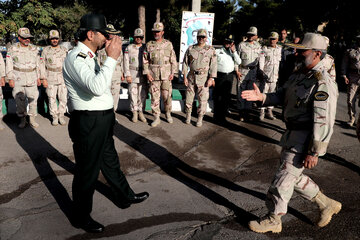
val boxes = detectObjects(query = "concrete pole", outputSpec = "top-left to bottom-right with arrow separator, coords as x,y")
192,0 -> 201,12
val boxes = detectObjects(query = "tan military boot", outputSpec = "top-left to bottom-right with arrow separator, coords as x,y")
259,109 -> 265,121
138,111 -> 147,123
267,109 -> 276,120
29,116 -> 39,128
347,116 -> 356,126
312,191 -> 342,227
0,119 -> 4,130
132,111 -> 138,123
248,214 -> 282,233
196,115 -> 203,127
18,117 -> 27,128
185,112 -> 191,124
59,115 -> 66,125
52,115 -> 59,126
151,115 -> 160,127
166,111 -> 173,123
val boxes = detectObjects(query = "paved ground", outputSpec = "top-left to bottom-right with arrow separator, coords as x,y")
0,91 -> 359,240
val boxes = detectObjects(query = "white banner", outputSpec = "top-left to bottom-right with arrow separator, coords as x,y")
179,11 -> 215,77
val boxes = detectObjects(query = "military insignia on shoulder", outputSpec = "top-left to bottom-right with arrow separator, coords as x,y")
314,91 -> 329,101
314,71 -> 323,80
77,52 -> 87,59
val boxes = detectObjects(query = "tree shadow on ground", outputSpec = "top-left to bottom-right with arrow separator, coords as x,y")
113,123 -> 311,227
322,153 -> 360,176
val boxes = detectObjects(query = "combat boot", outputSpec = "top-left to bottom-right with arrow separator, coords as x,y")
259,109 -> 265,121
347,116 -> 356,126
52,115 -> 59,126
267,109 -> 276,120
248,213 -> 282,233
59,115 -> 66,125
151,115 -> 160,127
166,111 -> 173,123
312,191 -> 342,227
0,119 -> 4,130
18,117 -> 27,129
185,112 -> 191,124
29,116 -> 39,128
138,111 -> 147,123
132,111 -> 138,123
196,115 -> 203,127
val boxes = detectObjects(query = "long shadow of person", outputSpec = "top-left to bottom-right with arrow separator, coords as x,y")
322,153 -> 360,175
113,123 -> 311,227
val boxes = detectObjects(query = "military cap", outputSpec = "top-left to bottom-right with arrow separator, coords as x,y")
106,24 -> 121,35
224,34 -> 235,43
286,32 -> 327,50
134,28 -> 144,37
323,36 -> 330,47
247,26 -> 258,35
197,29 -> 207,37
18,27 -> 33,38
79,13 -> 111,35
49,30 -> 60,39
269,32 -> 279,39
152,22 -> 164,32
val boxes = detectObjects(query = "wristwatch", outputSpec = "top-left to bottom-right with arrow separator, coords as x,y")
308,152 -> 319,157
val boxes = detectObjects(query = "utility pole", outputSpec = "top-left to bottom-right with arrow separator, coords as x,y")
192,0 -> 201,12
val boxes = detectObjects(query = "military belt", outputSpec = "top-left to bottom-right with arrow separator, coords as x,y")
46,67 -> 62,72
285,121 -> 313,131
129,66 -> 142,71
191,70 -> 207,75
151,61 -> 169,65
13,67 -> 36,73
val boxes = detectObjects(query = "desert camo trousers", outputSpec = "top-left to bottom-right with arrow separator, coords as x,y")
12,85 -> 39,117
185,81 -> 209,116
129,82 -> 147,112
46,84 -> 67,118
347,82 -> 360,118
266,148 -> 320,215
111,81 -> 121,112
150,80 -> 172,116
260,82 -> 277,110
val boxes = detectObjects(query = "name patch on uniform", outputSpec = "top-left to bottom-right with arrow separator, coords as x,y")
77,52 -> 87,59
314,91 -> 329,101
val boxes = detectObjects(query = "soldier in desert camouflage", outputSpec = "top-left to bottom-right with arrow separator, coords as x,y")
182,29 -> 217,127
124,28 -> 148,123
143,22 -> 177,127
40,30 -> 68,126
258,31 -> 282,121
97,24 -> 124,116
6,27 -> 41,128
243,33 -> 341,233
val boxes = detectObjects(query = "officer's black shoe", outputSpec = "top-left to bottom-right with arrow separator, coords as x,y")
73,217 -> 105,233
128,192 -> 149,204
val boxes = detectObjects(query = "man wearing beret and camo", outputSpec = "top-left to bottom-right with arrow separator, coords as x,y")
143,22 -> 177,127
341,35 -> 360,126
40,30 -> 68,126
124,28 -> 148,123
97,24 -> 124,115
242,33 -> 341,233
6,27 -> 41,128
237,26 -> 263,121
258,31 -> 282,121
182,29 -> 217,127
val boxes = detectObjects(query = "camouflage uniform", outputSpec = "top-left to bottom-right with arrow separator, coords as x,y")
0,54 -> 5,120
143,38 -> 177,116
182,44 -> 217,116
124,43 -> 147,112
237,40 -> 262,111
40,45 -> 68,121
97,48 -> 124,111
259,44 -> 282,113
263,60 -> 338,215
320,54 -> 336,82
341,45 -> 360,124
6,42 -> 41,118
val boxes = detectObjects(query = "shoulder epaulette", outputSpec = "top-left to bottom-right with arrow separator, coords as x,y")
77,52 -> 87,59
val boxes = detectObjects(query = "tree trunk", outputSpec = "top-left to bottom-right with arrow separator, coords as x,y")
138,5 -> 146,43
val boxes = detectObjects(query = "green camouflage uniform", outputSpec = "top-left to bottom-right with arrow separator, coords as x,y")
6,42 -> 41,117
182,44 -> 217,115
263,60 -> 338,215
143,39 -> 177,116
40,45 -> 68,119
